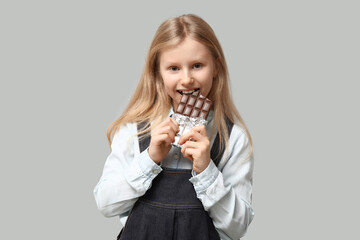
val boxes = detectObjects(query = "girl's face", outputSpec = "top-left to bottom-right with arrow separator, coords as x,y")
159,37 -> 217,110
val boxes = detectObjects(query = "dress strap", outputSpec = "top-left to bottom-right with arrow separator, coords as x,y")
210,119 -> 233,166
137,119 -> 234,166
137,122 -> 151,153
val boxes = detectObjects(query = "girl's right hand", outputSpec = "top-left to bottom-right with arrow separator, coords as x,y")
148,117 -> 179,164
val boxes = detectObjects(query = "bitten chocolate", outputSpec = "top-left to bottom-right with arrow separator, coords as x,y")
175,90 -> 212,119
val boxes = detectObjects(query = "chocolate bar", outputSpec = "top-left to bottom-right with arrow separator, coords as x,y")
172,91 -> 212,148
175,90 -> 212,119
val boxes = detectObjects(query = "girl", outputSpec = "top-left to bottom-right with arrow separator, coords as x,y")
94,14 -> 254,240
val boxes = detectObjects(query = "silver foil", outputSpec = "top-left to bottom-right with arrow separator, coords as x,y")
171,113 -> 207,148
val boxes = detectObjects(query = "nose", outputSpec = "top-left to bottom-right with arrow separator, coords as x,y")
180,70 -> 194,85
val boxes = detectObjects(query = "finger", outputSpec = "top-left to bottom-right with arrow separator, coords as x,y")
181,145 -> 195,161
178,130 -> 205,145
160,117 -> 179,134
190,125 -> 208,135
155,117 -> 176,129
180,125 -> 208,140
156,125 -> 176,141
152,133 -> 173,145
181,140 -> 199,149
155,119 -> 180,138
169,118 -> 180,135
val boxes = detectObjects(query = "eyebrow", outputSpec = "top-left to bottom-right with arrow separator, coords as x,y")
161,57 -> 208,66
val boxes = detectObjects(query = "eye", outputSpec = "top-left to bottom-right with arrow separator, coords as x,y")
168,66 -> 180,71
193,63 -> 202,69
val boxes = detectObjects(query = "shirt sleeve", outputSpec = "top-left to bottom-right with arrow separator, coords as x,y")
189,124 -> 255,239
93,123 -> 162,217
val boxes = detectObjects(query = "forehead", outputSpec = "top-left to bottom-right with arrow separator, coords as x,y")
159,38 -> 212,63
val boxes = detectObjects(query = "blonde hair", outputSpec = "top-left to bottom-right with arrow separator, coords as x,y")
107,14 -> 253,158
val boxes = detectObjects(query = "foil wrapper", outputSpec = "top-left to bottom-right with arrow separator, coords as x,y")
171,113 -> 207,148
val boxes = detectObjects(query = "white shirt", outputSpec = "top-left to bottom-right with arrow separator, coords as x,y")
94,109 -> 255,240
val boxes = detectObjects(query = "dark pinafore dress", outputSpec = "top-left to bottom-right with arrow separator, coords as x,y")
117,121 -> 233,240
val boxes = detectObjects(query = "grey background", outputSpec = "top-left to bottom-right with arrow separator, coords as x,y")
1,0 -> 359,239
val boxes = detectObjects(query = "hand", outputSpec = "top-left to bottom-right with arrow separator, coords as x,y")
148,117 -> 179,164
178,125 -> 211,174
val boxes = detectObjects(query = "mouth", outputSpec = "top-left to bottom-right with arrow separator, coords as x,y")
176,88 -> 200,95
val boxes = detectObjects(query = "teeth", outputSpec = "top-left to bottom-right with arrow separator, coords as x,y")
178,88 -> 199,95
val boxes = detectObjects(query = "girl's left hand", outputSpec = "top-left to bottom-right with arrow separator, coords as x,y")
178,125 -> 210,174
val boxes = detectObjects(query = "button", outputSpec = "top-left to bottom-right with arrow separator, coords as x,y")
193,180 -> 197,185
152,169 -> 159,174
174,154 -> 179,160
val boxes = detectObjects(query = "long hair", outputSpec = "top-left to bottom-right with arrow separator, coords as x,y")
107,14 -> 253,159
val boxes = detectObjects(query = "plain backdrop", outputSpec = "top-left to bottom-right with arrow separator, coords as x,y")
1,0 -> 359,239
